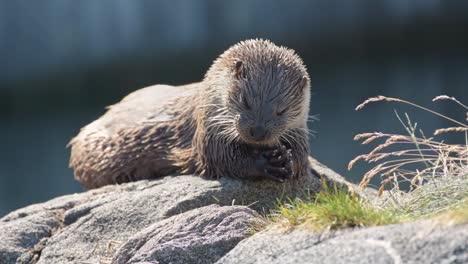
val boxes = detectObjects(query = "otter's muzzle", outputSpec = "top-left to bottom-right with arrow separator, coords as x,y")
250,125 -> 268,141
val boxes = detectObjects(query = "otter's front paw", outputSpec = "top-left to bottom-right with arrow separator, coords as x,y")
254,145 -> 293,182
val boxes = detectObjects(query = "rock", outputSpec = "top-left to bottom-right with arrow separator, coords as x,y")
217,220 -> 468,264
1,157 -> 464,263
0,211 -> 62,263
0,157 -> 338,264
113,205 -> 265,264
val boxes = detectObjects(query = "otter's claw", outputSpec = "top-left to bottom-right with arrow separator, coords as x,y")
255,145 -> 293,182
265,149 -> 292,166
264,164 -> 292,182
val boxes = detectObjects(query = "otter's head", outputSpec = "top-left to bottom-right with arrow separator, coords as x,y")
203,39 -> 311,146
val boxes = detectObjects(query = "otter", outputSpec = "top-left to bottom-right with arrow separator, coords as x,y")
69,39 -> 311,189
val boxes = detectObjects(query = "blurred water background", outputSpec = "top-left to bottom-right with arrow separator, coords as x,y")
1,0 -> 467,216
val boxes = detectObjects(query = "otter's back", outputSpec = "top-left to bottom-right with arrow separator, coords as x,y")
91,83 -> 199,134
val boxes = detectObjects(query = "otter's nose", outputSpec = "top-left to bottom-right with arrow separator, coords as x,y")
250,126 -> 267,141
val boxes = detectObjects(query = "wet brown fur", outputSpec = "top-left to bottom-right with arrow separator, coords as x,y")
69,39 -> 311,189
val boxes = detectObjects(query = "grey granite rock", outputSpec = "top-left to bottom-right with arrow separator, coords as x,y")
217,220 -> 468,264
113,205 -> 265,264
0,211 -> 62,263
1,157 -> 464,264
0,157 -> 331,264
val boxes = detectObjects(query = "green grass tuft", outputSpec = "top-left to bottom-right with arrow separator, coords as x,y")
274,184 -> 399,231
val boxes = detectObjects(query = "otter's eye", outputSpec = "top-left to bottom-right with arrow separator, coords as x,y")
242,96 -> 251,110
276,108 -> 287,116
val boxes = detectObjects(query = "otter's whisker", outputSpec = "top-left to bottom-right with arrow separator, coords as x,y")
307,114 -> 320,122
296,127 -> 316,137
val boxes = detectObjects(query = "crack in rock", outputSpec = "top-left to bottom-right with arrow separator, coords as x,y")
16,209 -> 66,264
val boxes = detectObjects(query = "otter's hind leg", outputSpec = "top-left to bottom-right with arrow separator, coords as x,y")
69,133 -> 123,189
69,124 -> 180,189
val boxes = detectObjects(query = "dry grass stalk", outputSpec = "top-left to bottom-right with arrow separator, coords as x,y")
355,95 -> 467,127
350,95 -> 467,198
434,127 -> 468,135
433,95 -> 468,110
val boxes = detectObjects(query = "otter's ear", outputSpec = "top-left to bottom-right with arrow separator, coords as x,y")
233,60 -> 244,79
298,76 -> 310,90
